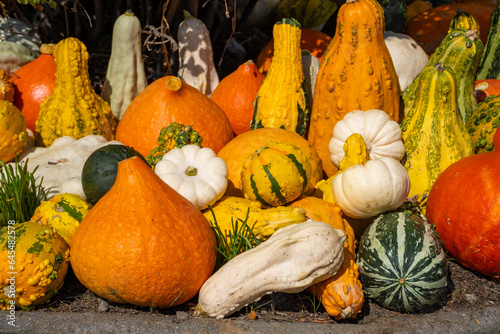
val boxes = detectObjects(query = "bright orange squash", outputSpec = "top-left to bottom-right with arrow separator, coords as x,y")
116,76 -> 233,157
70,156 -> 217,307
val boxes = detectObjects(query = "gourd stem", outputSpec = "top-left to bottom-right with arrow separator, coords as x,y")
465,30 -> 479,41
434,62 -> 445,72
185,166 -> 198,176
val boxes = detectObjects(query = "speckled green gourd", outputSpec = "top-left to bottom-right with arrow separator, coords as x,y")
466,94 -> 500,153
476,3 -> 500,80
448,9 -> 480,33
401,62 -> 474,202
403,29 -> 483,124
251,18 -> 309,138
35,37 -> 116,147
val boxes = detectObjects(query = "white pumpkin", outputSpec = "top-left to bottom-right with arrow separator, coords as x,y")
332,157 -> 410,219
15,135 -> 123,199
154,145 -> 228,210
384,31 -> 429,91
329,109 -> 405,167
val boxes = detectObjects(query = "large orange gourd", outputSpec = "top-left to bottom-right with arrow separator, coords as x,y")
11,44 -> 56,132
426,127 -> 500,280
70,156 -> 217,307
308,0 -> 401,177
116,76 -> 233,157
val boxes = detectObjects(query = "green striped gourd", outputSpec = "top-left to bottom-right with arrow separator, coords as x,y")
466,94 -> 500,153
356,212 -> 448,313
477,3 -> 500,80
448,9 -> 481,34
240,141 -> 312,207
401,62 -> 474,203
251,18 -> 309,139
403,28 -> 483,124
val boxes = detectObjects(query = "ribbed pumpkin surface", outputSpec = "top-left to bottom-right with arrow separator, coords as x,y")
357,212 -> 448,313
70,156 -> 217,307
116,76 -> 233,157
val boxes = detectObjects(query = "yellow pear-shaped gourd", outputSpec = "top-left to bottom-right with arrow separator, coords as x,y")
0,100 -> 27,162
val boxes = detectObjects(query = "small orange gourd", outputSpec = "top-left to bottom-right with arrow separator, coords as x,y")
0,69 -> 14,102
210,60 -> 264,135
116,76 -> 234,157
70,156 -> 217,307
289,196 -> 364,320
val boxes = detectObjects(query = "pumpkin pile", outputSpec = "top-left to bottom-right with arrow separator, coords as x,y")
1,0 -> 499,323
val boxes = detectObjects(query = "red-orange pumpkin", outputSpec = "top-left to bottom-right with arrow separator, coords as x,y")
210,60 -> 265,135
474,79 -> 500,103
70,156 -> 217,307
116,76 -> 234,157
426,127 -> 500,279
11,44 -> 56,132
256,28 -> 332,74
405,3 -> 495,55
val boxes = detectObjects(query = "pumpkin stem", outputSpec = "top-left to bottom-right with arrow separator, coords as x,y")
165,76 -> 182,91
40,43 -> 56,55
185,166 -> 198,176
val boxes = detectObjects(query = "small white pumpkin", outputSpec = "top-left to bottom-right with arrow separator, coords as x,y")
198,220 -> 346,319
14,135 -> 123,199
177,11 -> 219,96
384,31 -> 429,91
329,109 -> 405,168
332,157 -> 410,219
154,145 -> 228,210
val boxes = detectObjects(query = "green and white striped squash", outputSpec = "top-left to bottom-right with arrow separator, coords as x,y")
477,3 -> 500,80
356,212 -> 448,313
240,141 -> 312,207
466,94 -> 500,153
401,62 -> 474,203
403,28 -> 483,124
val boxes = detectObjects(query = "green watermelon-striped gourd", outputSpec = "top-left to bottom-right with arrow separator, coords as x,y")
476,3 -> 500,80
401,62 -> 474,204
356,212 -> 448,313
240,141 -> 312,206
403,28 -> 483,124
466,94 -> 500,153
251,18 -> 309,138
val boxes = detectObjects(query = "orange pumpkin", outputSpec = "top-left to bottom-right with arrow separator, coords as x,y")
289,197 -> 364,320
426,127 -> 500,279
210,60 -> 264,135
217,127 -> 323,197
474,79 -> 500,103
405,3 -> 495,55
0,69 -> 14,102
70,156 -> 217,307
115,76 -> 234,157
256,28 -> 332,74
11,44 -> 56,132
308,0 -> 401,177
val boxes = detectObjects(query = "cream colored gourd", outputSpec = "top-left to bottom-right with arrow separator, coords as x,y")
302,50 -> 320,110
101,10 -> 148,120
177,11 -> 219,96
329,109 -> 405,168
197,220 -> 346,319
155,145 -> 228,210
15,135 -> 123,199
383,32 -> 429,91
332,134 -> 410,219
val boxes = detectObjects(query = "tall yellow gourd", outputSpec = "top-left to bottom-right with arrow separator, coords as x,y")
35,37 -> 116,147
308,0 -> 401,177
251,18 -> 309,138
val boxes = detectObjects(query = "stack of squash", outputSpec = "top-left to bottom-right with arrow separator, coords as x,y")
1,0 -> 499,321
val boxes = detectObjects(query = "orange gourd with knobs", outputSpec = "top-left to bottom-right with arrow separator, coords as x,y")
308,0 -> 401,177
426,127 -> 500,279
70,156 -> 217,307
11,44 -> 56,132
210,60 -> 264,135
116,76 -> 233,157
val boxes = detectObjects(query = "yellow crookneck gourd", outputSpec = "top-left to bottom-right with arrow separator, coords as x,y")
401,62 -> 474,205
35,37 -> 116,147
250,18 -> 309,138
315,133 -> 371,203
